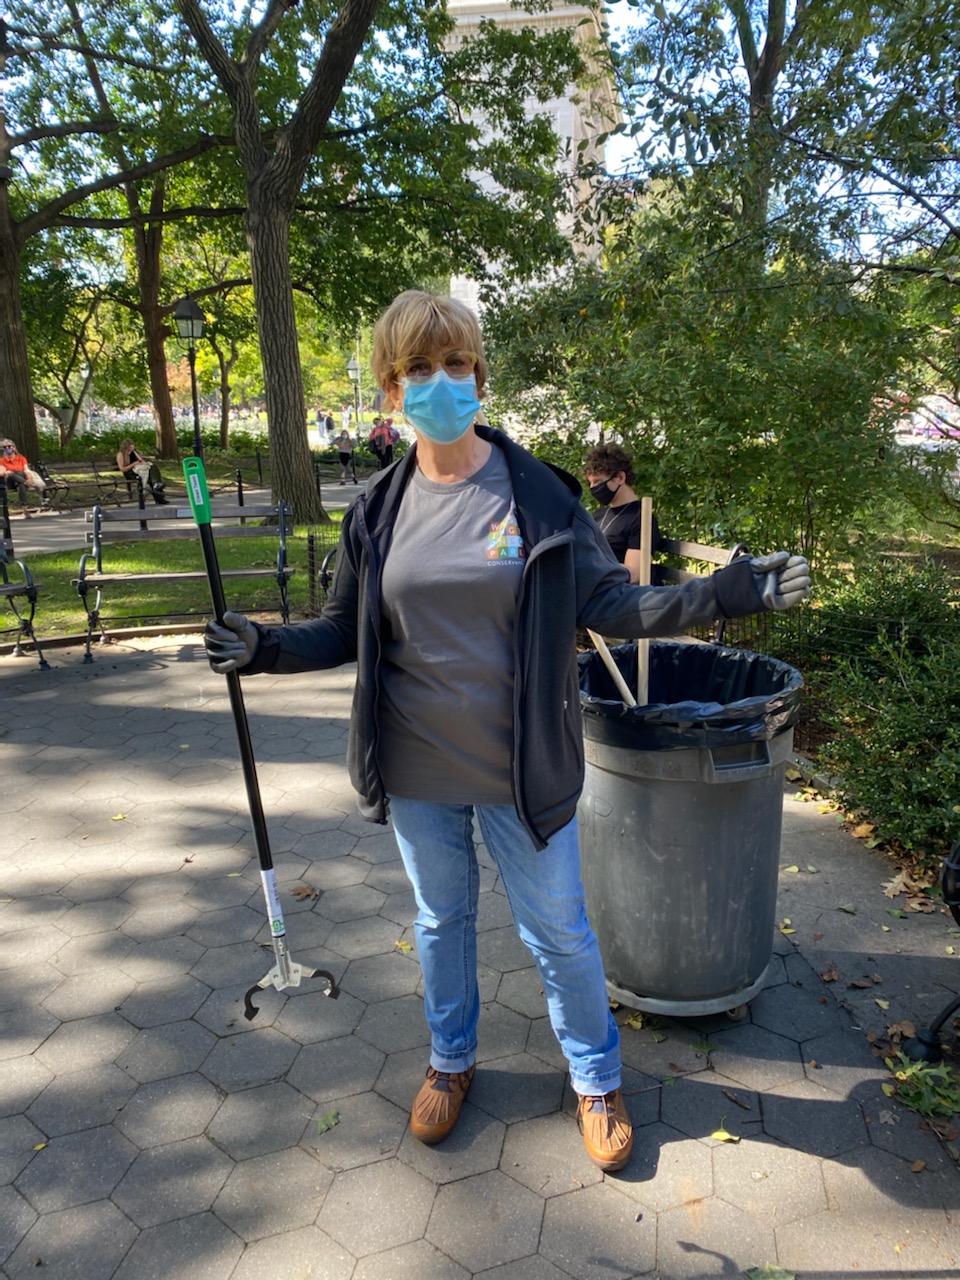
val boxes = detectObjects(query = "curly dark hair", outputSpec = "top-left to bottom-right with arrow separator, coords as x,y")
583,443 -> 635,486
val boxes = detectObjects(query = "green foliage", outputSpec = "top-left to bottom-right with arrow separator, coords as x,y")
884,1051 -> 960,1119
814,558 -> 960,866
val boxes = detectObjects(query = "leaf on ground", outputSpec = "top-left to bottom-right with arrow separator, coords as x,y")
291,884 -> 320,901
911,1159 -> 926,1173
875,998 -> 890,1009
394,939 -> 413,953
837,903 -> 856,914
806,864 -> 819,874
746,1267 -> 795,1280
886,907 -> 909,918
785,766 -> 803,781
623,1011 -> 644,1031
850,822 -> 875,839
316,1110 -> 340,1134
710,1126 -> 740,1143
110,813 -> 128,821
848,978 -> 874,989
908,897 -> 936,913
779,918 -> 796,935
883,870 -> 912,898
782,864 -> 800,874
652,1028 -> 668,1044
887,1020 -> 917,1040
33,1142 -> 47,1151
821,966 -> 839,982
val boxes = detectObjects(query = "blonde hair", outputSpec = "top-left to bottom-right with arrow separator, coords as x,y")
371,291 -> 487,396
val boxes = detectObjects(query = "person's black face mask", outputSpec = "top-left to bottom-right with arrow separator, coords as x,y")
589,479 -> 619,506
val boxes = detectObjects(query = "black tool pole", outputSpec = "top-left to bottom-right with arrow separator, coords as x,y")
183,457 -> 337,1019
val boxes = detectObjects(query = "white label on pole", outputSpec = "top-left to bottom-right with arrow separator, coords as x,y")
260,869 -> 286,938
189,473 -> 204,507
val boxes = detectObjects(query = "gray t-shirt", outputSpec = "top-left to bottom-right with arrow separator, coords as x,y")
377,448 -> 526,804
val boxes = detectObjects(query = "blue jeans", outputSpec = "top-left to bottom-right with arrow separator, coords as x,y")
388,798 -> 621,1096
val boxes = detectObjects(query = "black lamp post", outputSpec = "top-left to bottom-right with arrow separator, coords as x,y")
346,355 -> 361,431
174,297 -> 205,458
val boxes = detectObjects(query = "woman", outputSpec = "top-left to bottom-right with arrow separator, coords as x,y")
204,290 -> 810,1172
584,442 -> 662,584
116,439 -> 168,504
336,429 -> 357,484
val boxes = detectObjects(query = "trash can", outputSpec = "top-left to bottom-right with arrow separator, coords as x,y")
577,641 -> 803,1017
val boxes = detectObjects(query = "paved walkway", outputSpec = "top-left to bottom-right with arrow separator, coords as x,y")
1,636 -> 958,1279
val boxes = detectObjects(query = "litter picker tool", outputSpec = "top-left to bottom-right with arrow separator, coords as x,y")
636,495 -> 654,706
586,629 -> 637,708
183,457 -> 338,1021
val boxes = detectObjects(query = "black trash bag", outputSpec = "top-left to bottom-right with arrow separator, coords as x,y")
579,641 -> 803,750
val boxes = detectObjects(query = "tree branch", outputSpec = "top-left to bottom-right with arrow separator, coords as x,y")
10,117 -> 120,148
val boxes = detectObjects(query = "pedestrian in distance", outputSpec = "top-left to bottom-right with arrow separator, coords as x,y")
203,289 -> 811,1173
584,442 -> 662,584
369,416 -> 394,469
116,439 -> 168,504
336,429 -> 357,484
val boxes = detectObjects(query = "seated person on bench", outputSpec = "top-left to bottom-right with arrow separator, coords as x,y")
116,439 -> 168,504
1,439 -> 44,518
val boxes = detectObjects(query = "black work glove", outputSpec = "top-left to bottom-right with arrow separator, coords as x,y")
204,610 -> 259,673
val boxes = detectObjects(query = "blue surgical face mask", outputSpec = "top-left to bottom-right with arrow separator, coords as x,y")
401,370 -> 480,445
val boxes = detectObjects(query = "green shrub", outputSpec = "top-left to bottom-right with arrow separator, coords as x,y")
818,629 -> 960,869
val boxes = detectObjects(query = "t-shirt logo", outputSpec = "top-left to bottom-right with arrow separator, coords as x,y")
487,507 -> 526,564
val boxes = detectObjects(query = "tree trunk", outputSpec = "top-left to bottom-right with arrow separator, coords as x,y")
132,183 -> 179,459
245,190 -> 326,522
0,215 -> 39,460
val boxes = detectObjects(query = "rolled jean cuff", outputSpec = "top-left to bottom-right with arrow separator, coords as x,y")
570,1068 -> 622,1097
430,1047 -> 476,1075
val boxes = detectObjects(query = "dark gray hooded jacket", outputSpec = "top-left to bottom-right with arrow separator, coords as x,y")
245,425 -> 767,848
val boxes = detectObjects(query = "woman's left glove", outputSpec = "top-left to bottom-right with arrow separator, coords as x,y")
749,552 -> 811,611
204,610 -> 259,672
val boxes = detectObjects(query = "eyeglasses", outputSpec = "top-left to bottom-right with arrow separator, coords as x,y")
394,350 -> 478,384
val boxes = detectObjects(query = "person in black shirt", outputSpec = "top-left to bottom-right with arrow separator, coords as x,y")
584,443 -> 661,583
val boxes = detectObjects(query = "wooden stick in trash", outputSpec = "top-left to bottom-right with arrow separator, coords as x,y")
636,495 -> 654,706
587,629 -> 638,708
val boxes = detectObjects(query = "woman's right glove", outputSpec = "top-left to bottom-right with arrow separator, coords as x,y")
204,610 -> 259,672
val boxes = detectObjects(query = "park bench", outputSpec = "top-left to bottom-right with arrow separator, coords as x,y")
72,499 -> 295,662
33,460 -> 130,510
0,490 -> 49,669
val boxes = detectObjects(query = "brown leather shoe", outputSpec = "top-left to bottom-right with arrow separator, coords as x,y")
410,1065 -> 475,1144
577,1088 -> 633,1171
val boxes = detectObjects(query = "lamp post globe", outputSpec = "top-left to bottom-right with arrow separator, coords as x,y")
174,297 -> 205,459
346,356 -> 361,430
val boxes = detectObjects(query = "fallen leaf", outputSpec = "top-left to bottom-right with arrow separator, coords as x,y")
886,908 -> 908,919
110,813 -> 128,822
180,743 -> 190,750
711,1126 -> 740,1143
911,1159 -> 926,1173
887,1020 -> 917,1040
33,1142 -> 47,1151
291,884 -> 320,901
883,870 -> 911,898
881,925 -> 891,931
316,1110 -> 340,1134
821,966 -> 839,982
226,872 -> 242,878
809,1059 -> 820,1069
785,767 -> 802,781
806,864 -> 819,874
837,903 -> 856,914
908,897 -> 936,914
848,979 -> 873,989
782,864 -> 800,874
947,946 -> 955,956
394,939 -> 413,953
875,998 -> 890,1009
850,822 -> 875,838
624,1012 -> 644,1031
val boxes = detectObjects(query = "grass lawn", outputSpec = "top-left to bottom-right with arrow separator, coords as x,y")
4,521 -> 343,642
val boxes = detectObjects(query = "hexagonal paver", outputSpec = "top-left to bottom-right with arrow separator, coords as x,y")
111,1209 -> 243,1280
201,1026 -> 300,1092
55,898 -> 135,937
470,1054 -> 565,1125
4,1198 -> 138,1279
399,1100 -> 505,1186
34,1013 -> 137,1074
287,1035 -> 385,1105
40,969 -> 138,1021
657,1192 -> 777,1278
708,1023 -> 806,1093
427,1169 -> 544,1272
660,1074 -> 762,1142
761,1079 -> 869,1158
801,1028 -> 889,1096
26,1063 -> 137,1137
324,916 -> 401,961
776,1206 -> 959,1274
118,974 -> 212,1028
207,1081 -> 316,1161
51,931 -> 136,977
117,934 -> 206,981
186,904 -> 265,948
188,941 -> 269,990
501,1111 -> 602,1197
713,1133 -> 827,1224
0,1006 -> 60,1062
338,952 -> 421,1004
0,926 -> 69,971
228,1225 -> 356,1280
610,1124 -> 714,1212
15,1126 -> 138,1213
306,1091 -> 408,1172
120,900 -> 201,941
0,1115 -> 47,1185
112,1136 -> 234,1228
541,1180 -> 657,1280
356,995 -> 431,1055
114,1073 -> 222,1148
352,1238 -> 469,1280
214,1148 -> 332,1242
0,1056 -> 54,1118
318,1159 -> 435,1256
749,982 -> 845,1042
116,1019 -> 217,1083
0,1184 -> 37,1266
270,985 -> 364,1046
